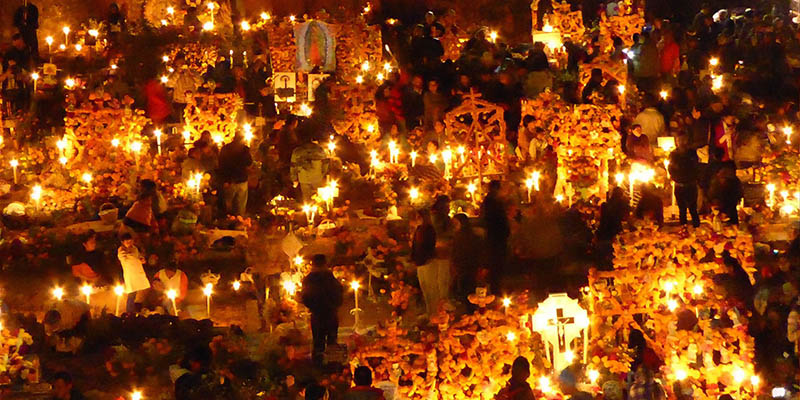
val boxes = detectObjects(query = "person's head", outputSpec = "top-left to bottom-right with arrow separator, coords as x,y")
425,11 -> 436,25
590,68 -> 603,82
11,34 -> 24,49
83,230 -> 97,251
43,310 -> 62,334
488,180 -> 502,195
311,254 -> 327,269
184,345 -> 212,373
52,371 -> 75,399
353,366 -> 373,387
511,356 -> 530,382
110,2 -> 120,13
417,208 -> 432,224
120,232 -> 134,247
459,74 -> 470,87
523,115 -> 536,132
433,120 -> 445,133
140,179 -> 157,196
305,383 -> 328,400
427,140 -> 440,154
428,80 -> 440,93
676,133 -> 689,149
412,75 -> 424,90
452,213 -> 469,231
199,130 -> 212,143
631,124 -> 642,137
431,23 -> 444,38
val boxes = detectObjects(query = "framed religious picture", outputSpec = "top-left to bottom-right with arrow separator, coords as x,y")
295,21 -> 336,73
273,72 -> 296,103
307,74 -> 329,102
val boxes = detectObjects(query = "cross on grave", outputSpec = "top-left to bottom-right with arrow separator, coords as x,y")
532,293 -> 590,373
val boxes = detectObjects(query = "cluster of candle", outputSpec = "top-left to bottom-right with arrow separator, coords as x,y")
355,60 -> 393,85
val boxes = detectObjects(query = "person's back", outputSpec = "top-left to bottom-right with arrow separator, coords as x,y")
669,148 -> 699,185
301,267 -> 343,314
345,366 -> 385,400
218,139 -> 252,183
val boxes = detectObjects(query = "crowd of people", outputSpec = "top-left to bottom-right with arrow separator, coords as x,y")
3,0 -> 800,398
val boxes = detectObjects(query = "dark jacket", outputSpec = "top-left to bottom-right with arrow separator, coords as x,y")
218,141 -> 253,183
411,223 -> 436,266
668,149 -> 699,185
301,269 -> 343,314
481,194 -> 510,242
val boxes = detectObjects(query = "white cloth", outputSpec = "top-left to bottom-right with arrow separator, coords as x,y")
118,245 -> 150,293
632,107 -> 666,144
416,259 -> 451,315
156,269 -> 186,297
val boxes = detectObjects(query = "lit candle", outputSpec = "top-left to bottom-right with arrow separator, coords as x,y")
441,148 -> 452,179
327,139 -> 336,157
410,151 -> 418,167
131,390 -> 143,400
167,289 -> 178,316
767,183 -> 776,207
31,72 -> 39,92
114,285 -> 124,316
30,184 -> 42,211
45,36 -> 53,57
130,141 -> 142,166
783,126 -> 793,144
52,286 -> 64,301
203,283 -> 213,318
409,187 -> 419,203
10,159 -> 19,184
62,26 -> 70,46
232,281 -> 241,291
350,280 -> 361,328
82,172 -> 93,190
154,129 -> 162,155
502,296 -> 511,315
260,12 -> 271,20
659,89 -> 668,100
242,123 -> 253,145
207,2 -> 215,25
80,284 -> 93,304
525,177 -> 534,203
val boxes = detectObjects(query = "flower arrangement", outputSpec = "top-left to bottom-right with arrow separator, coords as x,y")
0,328 -> 37,386
182,93 -> 244,145
589,225 -> 758,399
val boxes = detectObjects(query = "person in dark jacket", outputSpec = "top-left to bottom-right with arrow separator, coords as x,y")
709,163 -> 743,225
494,357 -> 535,400
218,132 -> 253,215
480,180 -> 509,293
13,3 -> 39,60
669,134 -> 700,227
344,366 -> 385,400
51,371 -> 86,400
301,254 -> 343,365
451,214 -> 482,301
411,209 -> 436,266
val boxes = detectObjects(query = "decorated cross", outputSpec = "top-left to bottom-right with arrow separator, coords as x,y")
532,293 -> 590,372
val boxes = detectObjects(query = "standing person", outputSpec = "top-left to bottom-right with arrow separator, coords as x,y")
423,79 -> 448,131
412,209 -> 439,315
143,74 -> 172,125
451,213 -> 481,302
218,132 -> 253,216
481,180 -> 509,293
403,75 -> 425,130
494,357 -> 535,400
344,366 -> 386,400
301,255 -> 343,366
13,2 -> 39,61
51,371 -> 86,400
117,233 -> 150,314
669,134 -> 700,227
106,3 -> 126,41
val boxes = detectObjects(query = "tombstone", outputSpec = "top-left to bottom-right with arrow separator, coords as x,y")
532,293 -> 590,372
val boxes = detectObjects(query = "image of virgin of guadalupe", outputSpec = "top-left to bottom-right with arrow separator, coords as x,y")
295,21 -> 336,72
